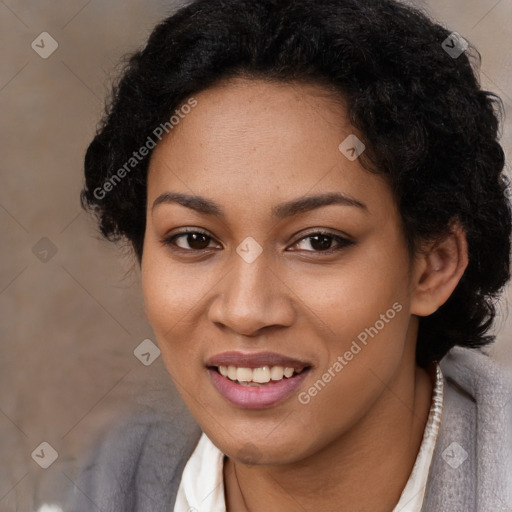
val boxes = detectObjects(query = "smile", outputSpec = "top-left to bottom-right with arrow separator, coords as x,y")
205,351 -> 312,409
216,365 -> 306,385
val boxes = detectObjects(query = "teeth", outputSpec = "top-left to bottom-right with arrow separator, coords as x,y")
253,366 -> 270,383
284,367 -> 294,378
217,365 -> 304,384
270,366 -> 284,380
236,367 -> 253,382
228,366 -> 237,380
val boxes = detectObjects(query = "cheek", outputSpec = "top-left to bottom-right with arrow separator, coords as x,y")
291,246 -> 409,343
140,247 -> 206,358
289,238 -> 412,402
141,251 -> 213,404
292,280 -> 409,446
141,239 -> 206,319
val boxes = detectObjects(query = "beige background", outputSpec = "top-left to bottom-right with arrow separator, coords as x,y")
1,0 -> 511,510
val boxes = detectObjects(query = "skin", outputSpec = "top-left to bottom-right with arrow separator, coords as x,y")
141,77 -> 468,512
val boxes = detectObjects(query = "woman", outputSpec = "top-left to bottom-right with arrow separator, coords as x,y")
71,0 -> 512,510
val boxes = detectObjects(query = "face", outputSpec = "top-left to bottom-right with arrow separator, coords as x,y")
141,77 -> 422,465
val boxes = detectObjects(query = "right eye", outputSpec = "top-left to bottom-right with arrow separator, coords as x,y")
161,229 -> 221,252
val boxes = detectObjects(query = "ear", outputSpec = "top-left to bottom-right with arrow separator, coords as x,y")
410,221 -> 469,317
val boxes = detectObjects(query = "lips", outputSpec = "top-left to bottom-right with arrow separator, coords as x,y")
206,351 -> 312,409
206,351 -> 310,370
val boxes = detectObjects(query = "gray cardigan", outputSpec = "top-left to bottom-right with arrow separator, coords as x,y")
68,346 -> 512,511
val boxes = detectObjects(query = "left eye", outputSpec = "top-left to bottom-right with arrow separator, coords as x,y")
291,232 -> 353,253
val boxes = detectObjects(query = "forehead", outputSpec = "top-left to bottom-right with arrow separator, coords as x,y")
147,77 -> 394,219
148,76 -> 347,174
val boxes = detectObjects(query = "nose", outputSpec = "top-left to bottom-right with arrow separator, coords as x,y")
207,249 -> 296,336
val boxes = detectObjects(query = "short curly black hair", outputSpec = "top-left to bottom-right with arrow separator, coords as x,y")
81,0 -> 511,367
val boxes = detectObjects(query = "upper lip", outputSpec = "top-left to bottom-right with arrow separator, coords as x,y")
206,351 -> 311,370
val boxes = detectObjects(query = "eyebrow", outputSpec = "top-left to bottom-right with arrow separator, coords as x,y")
151,191 -> 368,219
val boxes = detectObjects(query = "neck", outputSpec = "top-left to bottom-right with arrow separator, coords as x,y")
224,355 -> 435,512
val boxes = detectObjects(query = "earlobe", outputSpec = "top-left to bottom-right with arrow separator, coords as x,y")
411,221 -> 468,317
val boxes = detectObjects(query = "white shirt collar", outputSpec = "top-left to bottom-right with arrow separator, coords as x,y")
174,363 -> 444,512
393,362 -> 444,511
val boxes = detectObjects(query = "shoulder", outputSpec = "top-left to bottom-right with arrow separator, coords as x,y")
439,346 -> 512,459
440,345 -> 512,400
422,346 -> 512,512
66,402 -> 202,512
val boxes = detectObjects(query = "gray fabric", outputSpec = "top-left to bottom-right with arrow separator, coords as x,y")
67,402 -> 202,511
422,346 -> 512,512
68,346 -> 512,511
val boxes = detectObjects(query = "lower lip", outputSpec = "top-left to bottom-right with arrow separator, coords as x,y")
208,368 -> 310,409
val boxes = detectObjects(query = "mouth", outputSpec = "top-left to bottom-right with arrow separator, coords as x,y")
206,351 -> 312,409
211,364 -> 308,386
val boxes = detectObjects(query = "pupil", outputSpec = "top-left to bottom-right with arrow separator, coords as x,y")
189,233 -> 209,249
311,234 -> 332,251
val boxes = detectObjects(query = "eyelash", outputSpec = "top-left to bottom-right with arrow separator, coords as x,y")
161,228 -> 354,255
